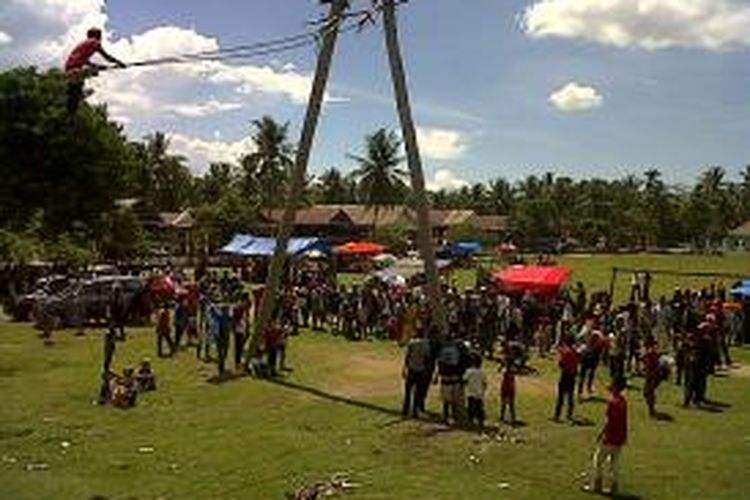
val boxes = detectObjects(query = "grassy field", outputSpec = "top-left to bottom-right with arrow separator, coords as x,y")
347,253 -> 750,301
1,253 -> 750,499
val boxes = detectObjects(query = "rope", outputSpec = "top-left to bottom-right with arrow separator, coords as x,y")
118,15 -> 365,71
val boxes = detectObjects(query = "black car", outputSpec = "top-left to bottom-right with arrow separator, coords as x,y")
38,276 -> 144,327
13,275 -> 72,321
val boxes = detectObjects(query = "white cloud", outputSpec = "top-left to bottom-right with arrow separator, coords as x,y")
522,0 -> 750,51
0,31 -> 12,45
549,82 -> 603,112
426,169 -> 469,192
0,0 -> 107,65
166,99 -> 243,118
416,127 -> 468,160
169,133 -> 256,175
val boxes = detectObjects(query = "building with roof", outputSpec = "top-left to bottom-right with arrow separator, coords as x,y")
260,204 -> 508,242
728,220 -> 750,251
115,199 -> 195,256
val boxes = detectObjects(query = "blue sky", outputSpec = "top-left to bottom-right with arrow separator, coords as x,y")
2,0 -> 749,186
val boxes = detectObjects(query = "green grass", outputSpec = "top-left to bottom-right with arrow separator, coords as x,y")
2,253 -> 750,499
556,252 -> 750,302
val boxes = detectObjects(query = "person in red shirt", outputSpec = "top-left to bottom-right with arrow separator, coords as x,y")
64,28 -> 126,114
587,375 -> 628,495
554,334 -> 579,421
641,336 -> 661,417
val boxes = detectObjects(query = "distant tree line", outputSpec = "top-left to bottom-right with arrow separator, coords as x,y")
1,68 -> 749,266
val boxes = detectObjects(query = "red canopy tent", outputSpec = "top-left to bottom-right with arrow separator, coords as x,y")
494,265 -> 572,296
334,241 -> 387,256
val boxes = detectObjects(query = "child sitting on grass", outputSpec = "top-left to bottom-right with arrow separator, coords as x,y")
136,358 -> 156,392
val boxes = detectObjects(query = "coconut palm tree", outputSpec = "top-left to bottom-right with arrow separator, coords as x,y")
382,0 -> 446,333
317,167 -> 357,204
247,0 -> 348,363
141,132 -> 192,212
350,128 -> 408,230
241,116 -> 294,208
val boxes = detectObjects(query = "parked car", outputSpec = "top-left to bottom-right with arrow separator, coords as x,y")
13,275 -> 73,321
37,275 -> 144,327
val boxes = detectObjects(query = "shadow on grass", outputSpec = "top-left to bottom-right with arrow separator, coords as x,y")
652,411 -> 674,422
582,395 -> 608,404
570,417 -> 596,427
265,378 -> 509,435
207,372 -> 246,385
265,377 -> 404,418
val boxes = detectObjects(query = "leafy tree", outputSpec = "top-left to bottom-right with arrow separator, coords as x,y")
350,128 -> 408,230
240,116 -> 293,208
315,167 -> 357,204
0,67 -> 134,236
99,208 -> 149,262
138,132 -> 194,212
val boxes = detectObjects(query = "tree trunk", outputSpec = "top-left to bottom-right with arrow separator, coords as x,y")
382,0 -> 447,335
247,0 -> 348,364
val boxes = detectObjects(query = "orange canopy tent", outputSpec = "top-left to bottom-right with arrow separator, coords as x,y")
494,265 -> 572,296
334,241 -> 387,256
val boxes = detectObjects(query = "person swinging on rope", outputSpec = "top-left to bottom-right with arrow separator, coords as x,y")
64,28 -> 127,114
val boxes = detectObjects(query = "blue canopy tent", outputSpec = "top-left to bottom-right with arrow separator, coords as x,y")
220,234 -> 254,254
221,234 -> 326,257
730,280 -> 750,297
447,241 -> 482,257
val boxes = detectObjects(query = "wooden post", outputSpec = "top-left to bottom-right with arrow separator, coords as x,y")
382,0 -> 447,335
247,0 -> 348,362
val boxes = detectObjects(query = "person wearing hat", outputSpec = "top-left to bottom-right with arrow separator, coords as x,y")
586,375 -> 628,495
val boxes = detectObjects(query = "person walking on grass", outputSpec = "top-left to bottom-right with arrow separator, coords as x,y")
585,376 -> 628,496
233,294 -> 250,371
641,336 -> 660,417
155,303 -> 174,358
464,354 -> 487,429
554,334 -> 579,421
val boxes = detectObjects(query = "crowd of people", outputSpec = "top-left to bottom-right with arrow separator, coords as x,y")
22,260 -> 749,494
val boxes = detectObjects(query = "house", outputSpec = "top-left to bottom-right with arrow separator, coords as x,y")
260,205 -> 501,242
475,215 -> 511,241
728,220 -> 750,251
115,199 -> 195,256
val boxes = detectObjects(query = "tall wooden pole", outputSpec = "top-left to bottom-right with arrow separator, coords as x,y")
382,0 -> 447,334
248,0 -> 348,362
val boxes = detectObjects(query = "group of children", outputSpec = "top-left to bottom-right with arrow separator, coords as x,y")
99,358 -> 156,408
462,355 -> 517,428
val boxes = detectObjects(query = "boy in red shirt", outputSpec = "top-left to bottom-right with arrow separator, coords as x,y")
641,336 -> 661,417
64,28 -> 126,114
554,334 -> 579,421
587,375 -> 628,495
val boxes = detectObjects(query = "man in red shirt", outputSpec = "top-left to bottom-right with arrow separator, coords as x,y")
65,28 -> 126,114
554,334 -> 579,421
587,375 -> 628,495
641,336 -> 661,417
